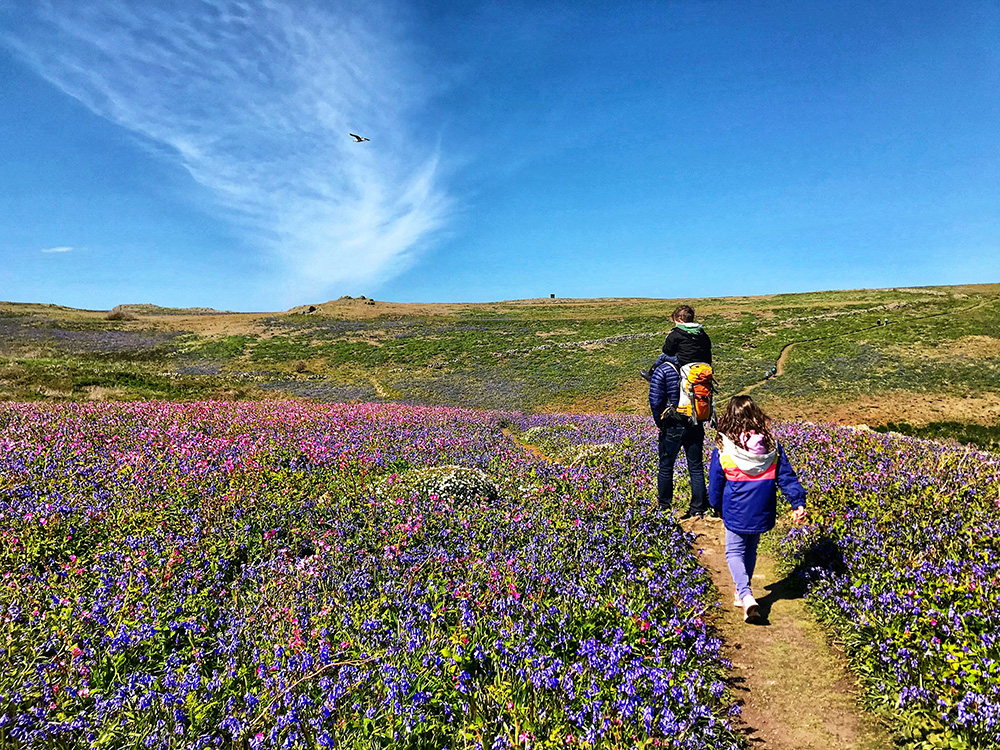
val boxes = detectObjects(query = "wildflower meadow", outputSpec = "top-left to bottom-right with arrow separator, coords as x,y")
0,402 -> 738,750
1,401 -> 998,749
776,425 -> 1000,749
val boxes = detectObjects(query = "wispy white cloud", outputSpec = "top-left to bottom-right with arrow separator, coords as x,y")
4,0 -> 450,301
40,246 -> 74,253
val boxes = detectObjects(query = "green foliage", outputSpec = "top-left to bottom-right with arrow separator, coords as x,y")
2,286 -> 999,422
249,335 -> 318,363
775,424 -> 1000,749
184,334 -> 254,359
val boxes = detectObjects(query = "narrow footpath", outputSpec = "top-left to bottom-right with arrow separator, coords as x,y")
738,342 -> 796,397
682,516 -> 892,749
503,430 -> 893,748
736,297 -> 988,399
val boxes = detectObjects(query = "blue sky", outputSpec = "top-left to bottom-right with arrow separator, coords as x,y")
1,0 -> 998,311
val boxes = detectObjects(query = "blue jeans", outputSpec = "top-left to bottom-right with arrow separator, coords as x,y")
725,528 -> 761,599
657,422 -> 707,512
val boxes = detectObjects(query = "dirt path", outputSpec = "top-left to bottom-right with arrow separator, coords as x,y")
775,341 -> 794,376
502,430 -> 892,748
735,298 -> 990,399
683,516 -> 892,749
738,342 -> 795,397
500,428 -> 550,462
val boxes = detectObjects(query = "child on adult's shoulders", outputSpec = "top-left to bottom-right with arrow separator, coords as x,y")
640,304 -> 712,382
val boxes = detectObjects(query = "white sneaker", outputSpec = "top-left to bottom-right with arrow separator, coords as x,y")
733,592 -> 743,608
742,594 -> 760,622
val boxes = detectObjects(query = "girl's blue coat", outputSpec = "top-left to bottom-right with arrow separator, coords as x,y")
708,445 -> 806,534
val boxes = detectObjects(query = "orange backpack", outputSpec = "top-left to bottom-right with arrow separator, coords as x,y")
677,363 -> 715,423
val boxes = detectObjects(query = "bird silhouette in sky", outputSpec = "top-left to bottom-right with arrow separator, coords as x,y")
349,133 -> 370,142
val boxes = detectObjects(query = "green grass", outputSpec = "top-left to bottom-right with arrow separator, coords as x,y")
2,285 -> 998,424
183,334 -> 255,359
0,356 -> 260,402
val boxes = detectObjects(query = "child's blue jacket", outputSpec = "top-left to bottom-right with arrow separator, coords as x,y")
708,442 -> 806,534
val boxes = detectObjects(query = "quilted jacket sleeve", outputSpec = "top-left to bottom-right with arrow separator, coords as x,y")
776,446 -> 806,509
649,361 -> 679,431
708,449 -> 724,514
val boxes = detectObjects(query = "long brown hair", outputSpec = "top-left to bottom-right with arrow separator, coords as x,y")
715,396 -> 775,452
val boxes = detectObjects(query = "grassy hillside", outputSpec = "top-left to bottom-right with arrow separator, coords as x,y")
2,285 -> 998,442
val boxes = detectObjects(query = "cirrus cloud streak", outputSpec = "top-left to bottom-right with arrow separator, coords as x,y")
4,0 -> 450,301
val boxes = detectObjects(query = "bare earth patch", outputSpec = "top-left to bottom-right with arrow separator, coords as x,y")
887,335 -> 1000,361
760,391 -> 1000,427
535,329 -> 578,338
134,313 -> 272,337
84,385 -> 129,401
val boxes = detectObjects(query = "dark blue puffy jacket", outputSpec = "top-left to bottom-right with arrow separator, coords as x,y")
648,355 -> 680,431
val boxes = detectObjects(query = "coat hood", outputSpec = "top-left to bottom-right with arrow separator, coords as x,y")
719,435 -> 776,475
674,322 -> 703,334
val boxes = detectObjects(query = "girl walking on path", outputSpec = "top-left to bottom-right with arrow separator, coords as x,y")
708,396 -> 807,622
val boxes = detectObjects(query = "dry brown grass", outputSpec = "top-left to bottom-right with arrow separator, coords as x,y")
888,335 -> 1000,361
85,385 -> 129,401
759,390 -> 1000,427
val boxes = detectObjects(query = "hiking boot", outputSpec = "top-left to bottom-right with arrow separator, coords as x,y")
679,509 -> 704,520
742,595 -> 760,623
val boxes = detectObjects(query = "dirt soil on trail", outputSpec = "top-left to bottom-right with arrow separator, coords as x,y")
504,429 -> 895,749
682,516 -> 893,750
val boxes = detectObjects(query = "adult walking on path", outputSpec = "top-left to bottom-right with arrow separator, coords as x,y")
649,353 -> 712,518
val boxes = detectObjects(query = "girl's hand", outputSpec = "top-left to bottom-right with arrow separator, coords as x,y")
791,506 -> 807,524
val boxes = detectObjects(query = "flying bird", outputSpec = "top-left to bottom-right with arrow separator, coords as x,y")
349,133 -> 370,142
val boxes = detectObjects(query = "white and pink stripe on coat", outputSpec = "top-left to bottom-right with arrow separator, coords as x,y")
718,435 -> 777,482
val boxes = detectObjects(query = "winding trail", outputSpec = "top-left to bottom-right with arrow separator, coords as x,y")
775,341 -> 794,376
738,342 -> 796,397
734,298 -> 989,399
502,429 -> 893,749
682,516 -> 892,749
497,296 -> 994,745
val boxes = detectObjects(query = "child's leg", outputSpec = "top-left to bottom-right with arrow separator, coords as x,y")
724,528 -> 754,600
744,533 -> 761,581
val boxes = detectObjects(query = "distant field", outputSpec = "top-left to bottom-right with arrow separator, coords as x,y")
1,284 -> 998,445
